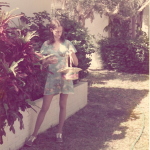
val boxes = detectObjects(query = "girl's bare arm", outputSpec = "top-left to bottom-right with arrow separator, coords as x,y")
70,51 -> 78,66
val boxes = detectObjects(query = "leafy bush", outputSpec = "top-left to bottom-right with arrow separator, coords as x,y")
97,17 -> 149,74
0,9 -> 47,144
20,11 -> 51,50
97,31 -> 149,74
21,12 -> 95,81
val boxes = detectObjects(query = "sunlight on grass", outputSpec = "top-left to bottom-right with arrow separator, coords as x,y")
87,70 -> 149,82
85,70 -> 149,90
90,79 -> 148,90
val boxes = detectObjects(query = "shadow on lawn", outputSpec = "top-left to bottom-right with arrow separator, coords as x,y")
20,71 -> 149,150
86,70 -> 149,85
21,86 -> 148,150
61,87 -> 148,150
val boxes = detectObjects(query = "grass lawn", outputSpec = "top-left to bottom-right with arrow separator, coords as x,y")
20,70 -> 149,150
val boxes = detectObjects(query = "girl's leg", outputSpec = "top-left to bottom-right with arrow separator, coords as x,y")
57,93 -> 68,133
32,95 -> 54,136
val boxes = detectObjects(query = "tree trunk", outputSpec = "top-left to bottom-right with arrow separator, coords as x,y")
131,16 -> 136,38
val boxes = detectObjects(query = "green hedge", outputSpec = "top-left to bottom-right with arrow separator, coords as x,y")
97,35 -> 149,74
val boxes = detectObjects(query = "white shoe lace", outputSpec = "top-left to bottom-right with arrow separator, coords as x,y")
28,136 -> 36,142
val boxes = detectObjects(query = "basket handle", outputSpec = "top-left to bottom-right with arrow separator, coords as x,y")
66,51 -> 73,68
69,52 -> 73,67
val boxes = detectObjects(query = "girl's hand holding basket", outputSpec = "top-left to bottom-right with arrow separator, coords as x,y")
58,50 -> 81,80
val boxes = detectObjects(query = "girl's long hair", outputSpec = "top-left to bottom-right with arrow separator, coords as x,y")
48,18 -> 65,44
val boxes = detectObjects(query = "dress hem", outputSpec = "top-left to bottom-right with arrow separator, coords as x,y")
43,92 -> 74,95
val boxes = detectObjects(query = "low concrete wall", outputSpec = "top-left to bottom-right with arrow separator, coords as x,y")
0,82 -> 88,150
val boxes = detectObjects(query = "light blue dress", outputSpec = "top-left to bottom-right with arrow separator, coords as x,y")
40,40 -> 77,95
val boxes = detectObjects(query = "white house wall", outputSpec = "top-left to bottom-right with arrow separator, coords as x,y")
85,14 -> 109,69
2,0 -> 52,16
142,5 -> 149,36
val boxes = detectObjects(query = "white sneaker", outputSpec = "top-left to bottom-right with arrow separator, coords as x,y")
56,133 -> 63,143
25,135 -> 37,146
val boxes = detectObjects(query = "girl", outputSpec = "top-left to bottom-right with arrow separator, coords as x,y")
25,19 -> 78,146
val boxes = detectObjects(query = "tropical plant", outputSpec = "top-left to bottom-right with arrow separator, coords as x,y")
0,7 -> 47,144
20,11 -> 51,51
95,1 -> 149,74
55,0 -> 149,26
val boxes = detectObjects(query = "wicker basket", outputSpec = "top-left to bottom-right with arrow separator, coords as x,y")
58,67 -> 82,80
58,52 -> 82,80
